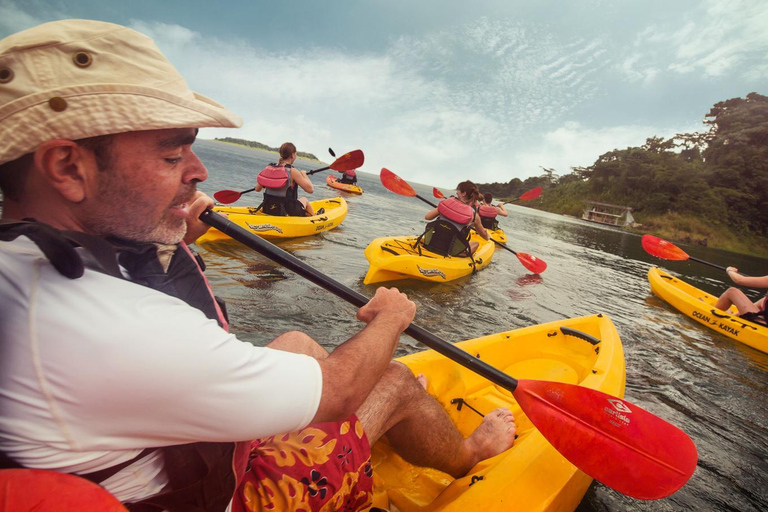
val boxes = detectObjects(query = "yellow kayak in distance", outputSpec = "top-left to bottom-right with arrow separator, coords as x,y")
327,175 -> 363,194
648,266 -> 768,354
363,230 -> 496,284
196,198 -> 348,244
371,313 -> 626,512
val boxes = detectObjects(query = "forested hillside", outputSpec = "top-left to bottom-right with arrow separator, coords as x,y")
476,93 -> 768,255
214,137 -> 319,161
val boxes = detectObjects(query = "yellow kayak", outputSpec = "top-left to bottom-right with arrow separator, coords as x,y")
196,198 -> 347,243
327,175 -> 363,194
363,231 -> 495,284
372,313 -> 626,511
648,267 -> 768,354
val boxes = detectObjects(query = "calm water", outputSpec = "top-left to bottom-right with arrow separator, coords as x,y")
195,140 -> 768,512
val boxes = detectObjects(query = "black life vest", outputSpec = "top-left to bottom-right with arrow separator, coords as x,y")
338,170 -> 357,184
478,205 -> 499,230
0,219 -> 242,512
256,164 -> 304,216
417,198 -> 475,257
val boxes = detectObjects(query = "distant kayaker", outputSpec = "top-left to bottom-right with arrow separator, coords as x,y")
338,168 -> 358,185
421,180 -> 490,256
714,267 -> 768,324
255,142 -> 317,216
477,192 -> 508,230
0,20 -> 516,511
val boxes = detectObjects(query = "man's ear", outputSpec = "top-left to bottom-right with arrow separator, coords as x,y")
34,140 -> 94,203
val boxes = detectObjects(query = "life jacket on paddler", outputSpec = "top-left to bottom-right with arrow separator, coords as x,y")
477,204 -> 500,230
338,169 -> 357,185
256,163 -> 305,217
0,219 -> 246,512
416,197 -> 475,258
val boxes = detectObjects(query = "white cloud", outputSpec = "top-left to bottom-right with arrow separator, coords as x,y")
624,0 -> 768,81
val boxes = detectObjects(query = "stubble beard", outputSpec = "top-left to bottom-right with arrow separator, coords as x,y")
87,172 -> 193,245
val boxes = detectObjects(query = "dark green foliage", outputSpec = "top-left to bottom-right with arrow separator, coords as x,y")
476,92 -> 767,237
215,137 -> 319,161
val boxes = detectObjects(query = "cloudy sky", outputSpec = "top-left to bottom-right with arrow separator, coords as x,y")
2,0 -> 766,187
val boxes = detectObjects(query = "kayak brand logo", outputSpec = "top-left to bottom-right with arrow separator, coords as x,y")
417,266 -> 446,279
608,399 -> 632,414
604,399 -> 631,428
246,222 -> 282,233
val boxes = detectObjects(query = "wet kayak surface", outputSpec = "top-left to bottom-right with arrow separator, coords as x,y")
195,139 -> 768,511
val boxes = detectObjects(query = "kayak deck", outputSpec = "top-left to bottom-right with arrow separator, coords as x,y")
196,198 -> 347,243
371,314 -> 626,511
648,267 -> 768,354
363,232 -> 495,284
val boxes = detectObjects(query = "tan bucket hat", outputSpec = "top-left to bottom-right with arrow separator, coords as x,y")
0,19 -> 242,166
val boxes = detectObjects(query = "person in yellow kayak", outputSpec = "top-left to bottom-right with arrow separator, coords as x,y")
338,168 -> 358,185
477,192 -> 508,230
255,142 -> 318,216
420,180 -> 490,256
0,20 -> 516,512
714,266 -> 768,324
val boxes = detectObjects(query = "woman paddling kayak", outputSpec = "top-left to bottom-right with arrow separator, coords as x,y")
420,181 -> 489,256
714,266 -> 768,325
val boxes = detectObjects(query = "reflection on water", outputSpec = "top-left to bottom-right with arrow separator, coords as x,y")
194,140 -> 768,511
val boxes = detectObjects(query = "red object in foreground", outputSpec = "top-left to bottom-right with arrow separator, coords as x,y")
641,234 -> 690,261
514,379 -> 698,500
0,469 -> 127,511
516,252 -> 548,274
433,187 -> 445,199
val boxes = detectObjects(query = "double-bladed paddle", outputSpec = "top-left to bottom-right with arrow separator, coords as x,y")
641,234 -> 748,275
213,149 -> 364,204
198,208 -> 698,500
384,169 -> 547,274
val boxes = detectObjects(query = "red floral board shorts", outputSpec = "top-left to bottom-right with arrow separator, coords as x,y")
233,415 -> 373,512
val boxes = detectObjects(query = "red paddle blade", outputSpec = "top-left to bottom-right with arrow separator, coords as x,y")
433,187 -> 445,199
519,186 -> 542,201
380,168 -> 417,197
641,234 -> 690,261
213,190 -> 242,204
517,252 -> 547,274
330,149 -> 364,171
514,379 -> 697,499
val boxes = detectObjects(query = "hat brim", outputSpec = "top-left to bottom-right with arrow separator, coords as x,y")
0,83 -> 243,165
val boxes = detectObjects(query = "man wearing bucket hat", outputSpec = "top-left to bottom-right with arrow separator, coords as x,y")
0,20 -> 516,511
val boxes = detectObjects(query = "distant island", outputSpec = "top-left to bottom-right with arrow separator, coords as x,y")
213,137 -> 321,162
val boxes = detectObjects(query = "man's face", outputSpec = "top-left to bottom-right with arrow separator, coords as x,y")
83,128 -> 208,244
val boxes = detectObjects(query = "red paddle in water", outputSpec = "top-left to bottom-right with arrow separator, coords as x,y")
199,208 -> 698,500
641,234 -> 746,274
213,149 -> 364,204
384,169 -> 547,274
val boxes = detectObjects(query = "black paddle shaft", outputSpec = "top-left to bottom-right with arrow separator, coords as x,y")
199,209 -> 520,392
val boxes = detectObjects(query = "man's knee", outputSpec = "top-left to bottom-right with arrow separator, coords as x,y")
379,361 -> 422,400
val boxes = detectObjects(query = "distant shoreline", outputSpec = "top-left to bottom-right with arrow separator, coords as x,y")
207,139 -> 324,164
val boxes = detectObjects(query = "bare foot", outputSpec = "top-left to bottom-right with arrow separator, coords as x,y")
464,408 -> 516,467
415,373 -> 428,390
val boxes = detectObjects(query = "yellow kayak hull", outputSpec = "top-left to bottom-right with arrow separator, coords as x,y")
363,232 -> 495,284
648,267 -> 768,354
327,175 -> 363,194
196,198 -> 347,243
372,314 -> 626,512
